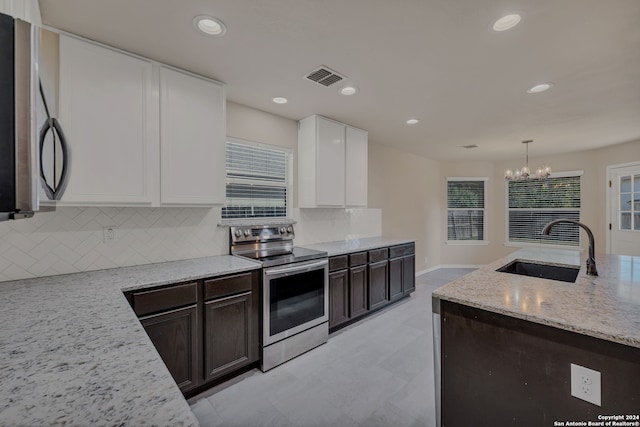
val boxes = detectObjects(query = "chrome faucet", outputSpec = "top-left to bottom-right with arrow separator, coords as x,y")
542,219 -> 598,276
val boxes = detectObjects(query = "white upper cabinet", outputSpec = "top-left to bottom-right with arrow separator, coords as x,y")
159,66 -> 225,205
345,126 -> 368,207
58,35 -> 156,205
56,34 -> 226,207
298,115 -> 368,208
0,0 -> 42,24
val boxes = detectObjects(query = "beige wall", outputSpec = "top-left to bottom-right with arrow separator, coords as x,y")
439,139 -> 640,265
368,144 -> 441,272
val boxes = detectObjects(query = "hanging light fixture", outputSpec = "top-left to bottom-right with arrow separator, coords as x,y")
504,140 -> 551,180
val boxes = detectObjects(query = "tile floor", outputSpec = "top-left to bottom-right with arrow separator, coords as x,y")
189,268 -> 475,427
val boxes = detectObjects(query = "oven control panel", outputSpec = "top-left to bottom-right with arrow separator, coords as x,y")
230,224 -> 295,243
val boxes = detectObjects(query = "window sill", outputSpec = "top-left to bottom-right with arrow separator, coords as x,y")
504,241 -> 582,251
218,218 -> 296,227
445,240 -> 489,246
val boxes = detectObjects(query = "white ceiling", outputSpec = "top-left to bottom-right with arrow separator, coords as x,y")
39,0 -> 640,161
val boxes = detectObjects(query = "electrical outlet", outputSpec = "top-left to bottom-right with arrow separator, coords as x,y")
103,226 -> 116,243
570,363 -> 601,406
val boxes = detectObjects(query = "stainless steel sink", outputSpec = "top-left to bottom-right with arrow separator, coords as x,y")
497,260 -> 580,283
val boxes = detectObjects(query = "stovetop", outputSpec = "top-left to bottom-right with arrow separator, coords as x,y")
236,246 -> 328,268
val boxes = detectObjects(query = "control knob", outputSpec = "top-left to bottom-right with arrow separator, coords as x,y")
280,227 -> 286,234
287,226 -> 293,233
234,229 -> 242,238
244,229 -> 251,237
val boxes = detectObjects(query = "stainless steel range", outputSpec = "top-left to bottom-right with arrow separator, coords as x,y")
230,224 -> 328,371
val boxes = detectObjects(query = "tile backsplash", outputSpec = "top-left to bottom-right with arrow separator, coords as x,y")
0,207 -> 381,282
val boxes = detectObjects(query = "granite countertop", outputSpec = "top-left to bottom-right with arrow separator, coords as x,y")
301,236 -> 415,256
433,248 -> 640,349
0,256 -> 261,427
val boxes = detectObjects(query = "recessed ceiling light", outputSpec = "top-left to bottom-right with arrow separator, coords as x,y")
193,15 -> 227,36
492,13 -> 521,32
272,97 -> 288,104
340,86 -> 358,96
406,118 -> 419,125
527,83 -> 554,93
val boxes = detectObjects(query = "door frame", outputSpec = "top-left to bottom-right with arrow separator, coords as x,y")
605,160 -> 640,254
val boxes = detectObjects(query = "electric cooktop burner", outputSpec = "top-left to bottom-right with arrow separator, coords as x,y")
242,246 -> 328,268
229,224 -> 327,267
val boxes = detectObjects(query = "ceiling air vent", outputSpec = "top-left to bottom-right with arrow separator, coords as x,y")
305,66 -> 346,87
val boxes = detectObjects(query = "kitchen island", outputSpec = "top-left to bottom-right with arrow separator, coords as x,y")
432,248 -> 640,426
0,256 -> 260,427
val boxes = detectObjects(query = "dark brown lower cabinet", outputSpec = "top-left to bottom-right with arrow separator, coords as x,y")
402,255 -> 415,295
390,254 -> 416,300
350,265 -> 368,318
368,260 -> 389,310
328,243 -> 415,332
204,291 -> 254,380
128,270 -> 260,395
140,305 -> 198,392
389,257 -> 404,301
329,269 -> 350,328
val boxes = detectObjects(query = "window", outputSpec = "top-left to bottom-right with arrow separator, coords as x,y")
221,139 -> 290,219
507,173 -> 581,246
447,178 -> 487,242
619,173 -> 640,230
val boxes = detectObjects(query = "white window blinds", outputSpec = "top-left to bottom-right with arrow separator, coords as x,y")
447,179 -> 486,241
221,141 -> 289,219
507,175 -> 581,246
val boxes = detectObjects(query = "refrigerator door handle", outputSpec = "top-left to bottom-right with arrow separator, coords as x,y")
38,78 -> 69,201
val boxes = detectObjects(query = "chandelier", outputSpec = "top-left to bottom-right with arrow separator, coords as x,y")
504,140 -> 551,180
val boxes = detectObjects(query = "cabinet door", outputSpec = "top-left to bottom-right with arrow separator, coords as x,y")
140,305 -> 198,392
329,269 -> 350,328
345,126 -> 368,207
402,255 -> 416,295
389,257 -> 404,301
316,117 -> 345,206
350,265 -> 368,318
160,67 -> 225,205
369,260 -> 389,310
58,35 -> 155,204
204,291 -> 254,381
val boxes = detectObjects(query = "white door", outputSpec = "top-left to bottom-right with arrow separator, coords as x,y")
608,162 -> 640,256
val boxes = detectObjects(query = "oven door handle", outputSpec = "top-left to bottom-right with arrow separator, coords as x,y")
264,259 -> 328,276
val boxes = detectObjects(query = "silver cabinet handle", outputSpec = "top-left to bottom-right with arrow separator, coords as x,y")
264,259 -> 328,276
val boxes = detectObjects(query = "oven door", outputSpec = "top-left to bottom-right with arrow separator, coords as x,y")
263,258 -> 328,346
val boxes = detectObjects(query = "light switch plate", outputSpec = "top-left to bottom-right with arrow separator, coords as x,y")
570,363 -> 601,406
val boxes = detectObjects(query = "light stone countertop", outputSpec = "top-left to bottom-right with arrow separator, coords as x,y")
0,255 -> 261,427
433,248 -> 640,349
301,236 -> 415,256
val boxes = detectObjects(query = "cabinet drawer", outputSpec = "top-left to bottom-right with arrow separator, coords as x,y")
329,255 -> 349,272
368,248 -> 388,263
389,243 -> 415,258
349,252 -> 368,267
133,282 -> 198,316
204,272 -> 252,301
